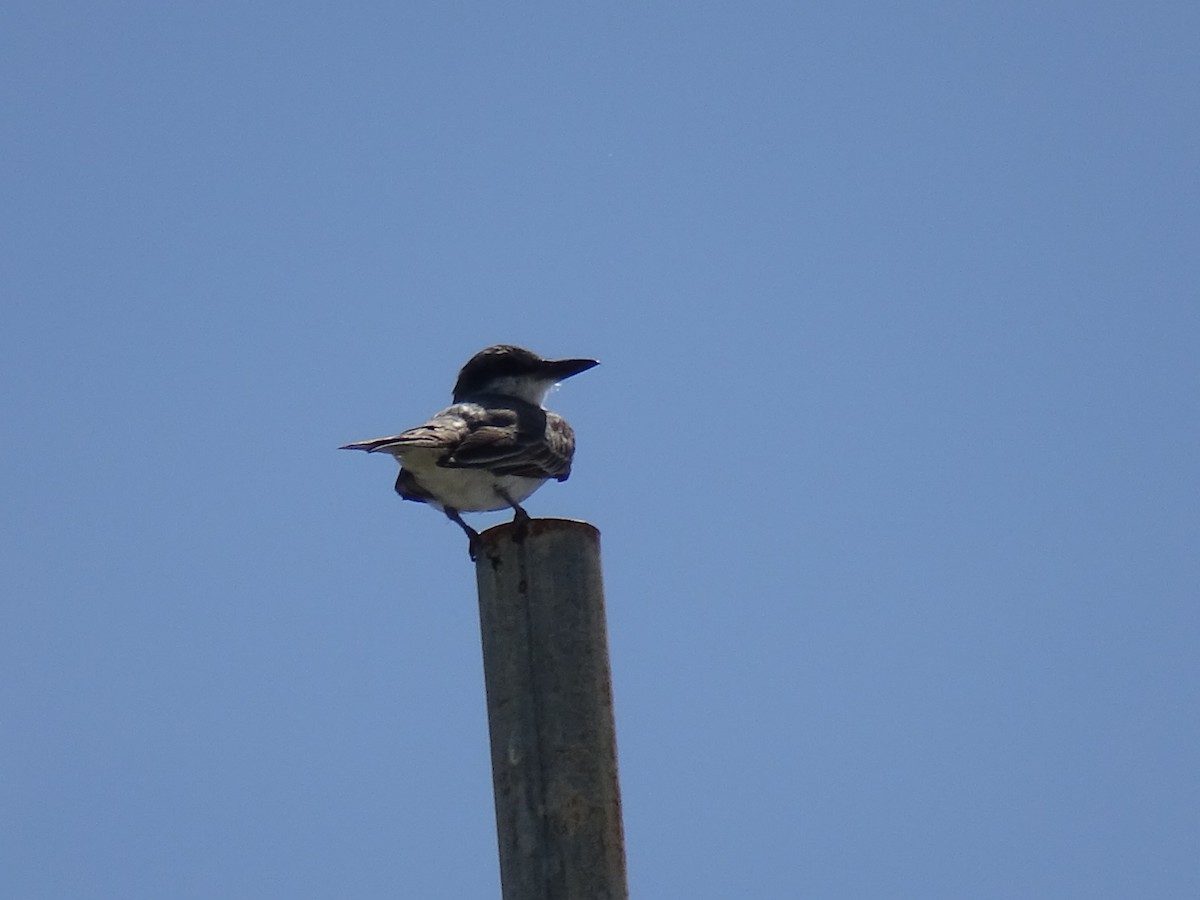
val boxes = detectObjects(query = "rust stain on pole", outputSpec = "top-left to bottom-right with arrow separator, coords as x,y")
474,518 -> 628,900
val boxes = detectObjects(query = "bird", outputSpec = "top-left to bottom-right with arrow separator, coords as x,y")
340,344 -> 599,560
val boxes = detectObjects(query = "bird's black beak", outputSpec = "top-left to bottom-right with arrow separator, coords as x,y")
546,358 -> 600,380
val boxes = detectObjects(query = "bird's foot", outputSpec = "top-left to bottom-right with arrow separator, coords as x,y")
445,508 -> 481,563
511,507 -> 531,544
493,488 -> 531,543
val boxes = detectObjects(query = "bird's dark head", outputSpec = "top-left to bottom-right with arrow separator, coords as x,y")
452,344 -> 599,405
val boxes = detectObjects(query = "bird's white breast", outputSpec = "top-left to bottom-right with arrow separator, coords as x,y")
393,447 -> 548,512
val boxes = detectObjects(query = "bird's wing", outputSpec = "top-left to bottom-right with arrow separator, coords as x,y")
441,406 -> 576,481
339,401 -> 574,481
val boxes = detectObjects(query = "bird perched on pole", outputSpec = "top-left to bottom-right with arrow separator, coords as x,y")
340,344 -> 599,560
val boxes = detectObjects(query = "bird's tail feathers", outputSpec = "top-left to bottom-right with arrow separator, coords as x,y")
339,433 -> 443,453
339,437 -> 401,453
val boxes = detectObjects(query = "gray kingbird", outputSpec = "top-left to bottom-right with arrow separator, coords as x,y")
340,344 -> 598,559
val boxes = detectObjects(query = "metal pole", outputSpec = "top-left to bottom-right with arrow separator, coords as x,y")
474,518 -> 628,900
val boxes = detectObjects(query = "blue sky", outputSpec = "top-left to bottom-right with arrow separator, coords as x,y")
3,2 -> 1198,897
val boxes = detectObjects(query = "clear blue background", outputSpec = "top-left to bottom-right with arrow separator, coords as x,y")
3,2 -> 1197,897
